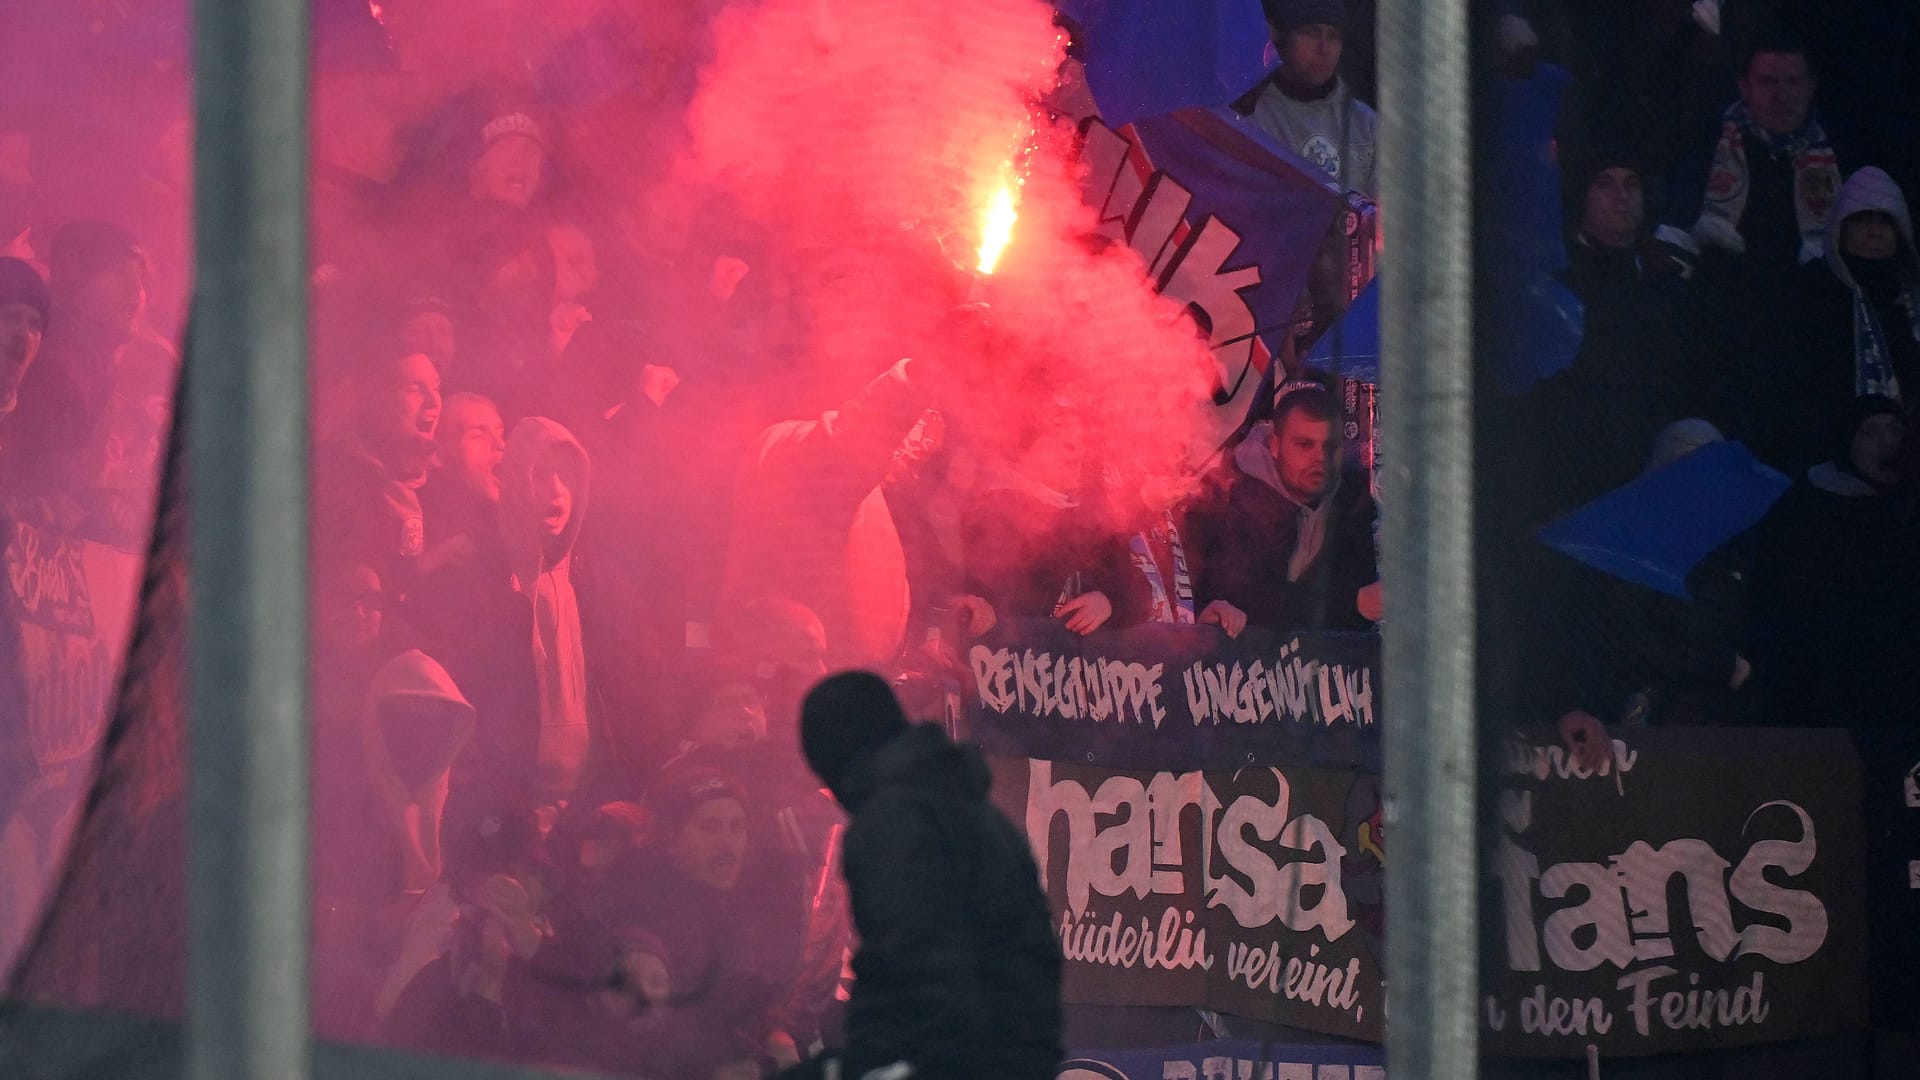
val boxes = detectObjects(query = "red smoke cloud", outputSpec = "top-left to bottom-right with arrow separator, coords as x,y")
676,0 -> 1217,500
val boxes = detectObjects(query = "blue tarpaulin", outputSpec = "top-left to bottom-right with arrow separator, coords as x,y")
1536,441 -> 1791,600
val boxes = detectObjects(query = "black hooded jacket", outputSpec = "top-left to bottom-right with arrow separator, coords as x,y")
825,723 -> 1062,1080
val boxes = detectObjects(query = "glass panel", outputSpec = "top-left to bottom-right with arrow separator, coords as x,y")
0,4 -> 191,1016
304,2 -> 1386,1074
1475,3 -> 1914,1076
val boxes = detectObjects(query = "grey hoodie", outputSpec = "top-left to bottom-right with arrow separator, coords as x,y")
1233,419 -> 1337,582
1240,72 -> 1379,199
1824,166 -> 1917,292
363,650 -> 476,893
1822,167 -> 1919,402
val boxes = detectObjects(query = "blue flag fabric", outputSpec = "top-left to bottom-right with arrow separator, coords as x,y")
1122,107 -> 1339,353
1305,279 -> 1381,382
1484,267 -> 1587,394
1056,0 -> 1274,128
1081,106 -> 1338,464
1536,441 -> 1791,600
1481,65 -> 1587,394
1304,271 -> 1584,395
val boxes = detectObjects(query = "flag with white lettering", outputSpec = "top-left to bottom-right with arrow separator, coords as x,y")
1076,107 -> 1340,468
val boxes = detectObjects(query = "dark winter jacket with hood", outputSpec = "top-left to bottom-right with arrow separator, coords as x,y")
1743,410 -> 1920,730
409,416 -> 593,832
1183,421 -> 1379,633
313,649 -> 475,905
312,649 -> 475,1023
1536,233 -> 1707,513
1727,167 -> 1920,472
313,427 -> 432,599
814,720 -> 1062,1080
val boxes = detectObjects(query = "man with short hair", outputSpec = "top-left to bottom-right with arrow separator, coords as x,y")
1233,0 -> 1378,198
419,391 -> 504,550
1676,34 -> 1844,274
1184,380 -> 1380,634
314,349 -> 442,595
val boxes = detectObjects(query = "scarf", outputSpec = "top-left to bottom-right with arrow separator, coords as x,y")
1851,289 -> 1910,401
1128,512 -> 1196,624
1844,258 -> 1916,401
1693,101 -> 1839,264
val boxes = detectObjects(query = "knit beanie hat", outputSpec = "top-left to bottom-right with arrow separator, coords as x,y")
1262,0 -> 1346,34
0,257 -> 49,326
643,765 -> 744,839
482,111 -> 545,150
1834,394 -> 1905,461
1560,142 -> 1655,228
800,671 -> 908,792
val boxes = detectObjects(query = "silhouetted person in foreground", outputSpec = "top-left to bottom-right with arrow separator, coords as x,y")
779,672 -> 1061,1080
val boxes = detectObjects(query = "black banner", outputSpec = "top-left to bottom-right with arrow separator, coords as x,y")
1057,1038 -> 1383,1079
967,619 -> 1380,772
1485,727 -> 1869,1057
991,755 -> 1387,1042
1850,728 -> 1920,1035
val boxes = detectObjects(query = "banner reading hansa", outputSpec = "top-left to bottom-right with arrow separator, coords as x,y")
1485,727 -> 1868,1058
989,755 -> 1388,1042
968,619 -> 1380,772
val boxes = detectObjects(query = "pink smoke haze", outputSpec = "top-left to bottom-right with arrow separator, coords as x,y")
682,0 -> 1216,501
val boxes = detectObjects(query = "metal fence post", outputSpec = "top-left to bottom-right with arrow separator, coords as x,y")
1376,0 -> 1478,1076
188,1 -> 311,1078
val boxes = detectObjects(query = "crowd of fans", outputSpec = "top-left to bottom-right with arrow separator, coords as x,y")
1,0 -> 1917,1074
1490,4 -> 1920,745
